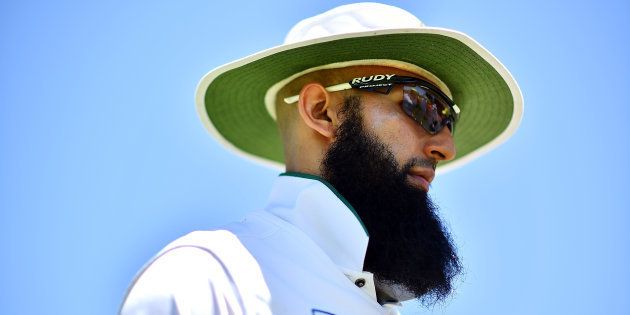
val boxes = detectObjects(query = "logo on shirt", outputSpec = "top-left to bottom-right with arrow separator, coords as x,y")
312,309 -> 335,315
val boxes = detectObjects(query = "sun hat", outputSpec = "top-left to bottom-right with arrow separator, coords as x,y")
195,2 -> 523,173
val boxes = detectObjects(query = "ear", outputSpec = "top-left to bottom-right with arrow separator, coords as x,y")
296,83 -> 339,141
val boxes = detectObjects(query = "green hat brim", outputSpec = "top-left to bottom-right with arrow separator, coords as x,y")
195,28 -> 523,173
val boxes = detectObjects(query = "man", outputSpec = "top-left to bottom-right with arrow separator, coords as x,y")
120,3 -> 523,315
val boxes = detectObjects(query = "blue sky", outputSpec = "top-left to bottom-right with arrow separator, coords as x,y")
1,1 -> 629,314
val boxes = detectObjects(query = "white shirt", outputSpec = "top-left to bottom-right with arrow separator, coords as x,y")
120,173 -> 402,315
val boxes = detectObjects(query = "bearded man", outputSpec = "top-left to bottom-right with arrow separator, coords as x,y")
120,3 -> 523,315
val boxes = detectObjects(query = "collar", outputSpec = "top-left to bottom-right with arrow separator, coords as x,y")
264,172 -> 405,307
265,172 -> 369,272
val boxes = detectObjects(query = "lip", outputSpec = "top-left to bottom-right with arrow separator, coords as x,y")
406,168 -> 435,192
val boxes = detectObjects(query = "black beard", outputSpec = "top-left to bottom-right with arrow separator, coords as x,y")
321,96 -> 462,305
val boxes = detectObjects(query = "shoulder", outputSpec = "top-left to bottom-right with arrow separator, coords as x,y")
120,230 -> 271,315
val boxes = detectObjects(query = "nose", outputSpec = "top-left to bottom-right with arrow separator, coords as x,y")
423,127 -> 456,161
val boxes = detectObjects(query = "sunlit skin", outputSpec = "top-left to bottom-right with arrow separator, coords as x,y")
275,65 -> 456,192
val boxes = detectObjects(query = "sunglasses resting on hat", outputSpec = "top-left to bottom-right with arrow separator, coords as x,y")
284,74 -> 461,136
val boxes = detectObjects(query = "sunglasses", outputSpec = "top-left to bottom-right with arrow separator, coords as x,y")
284,74 -> 461,135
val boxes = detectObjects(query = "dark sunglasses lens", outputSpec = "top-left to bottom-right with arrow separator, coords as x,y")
402,85 -> 455,134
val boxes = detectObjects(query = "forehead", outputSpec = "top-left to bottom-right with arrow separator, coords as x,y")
316,65 -> 452,98
335,65 -> 427,83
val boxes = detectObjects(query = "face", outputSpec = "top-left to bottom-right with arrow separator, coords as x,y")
320,75 -> 461,305
353,75 -> 456,192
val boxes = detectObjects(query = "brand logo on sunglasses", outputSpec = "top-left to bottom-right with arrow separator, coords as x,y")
351,74 -> 395,85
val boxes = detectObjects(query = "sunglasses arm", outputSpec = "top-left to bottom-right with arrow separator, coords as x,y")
283,83 -> 352,104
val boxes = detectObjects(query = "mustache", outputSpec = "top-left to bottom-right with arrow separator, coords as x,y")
402,156 -> 437,171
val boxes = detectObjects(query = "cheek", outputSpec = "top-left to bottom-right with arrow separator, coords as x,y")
384,124 -> 424,166
367,107 -> 401,131
364,104 -> 425,165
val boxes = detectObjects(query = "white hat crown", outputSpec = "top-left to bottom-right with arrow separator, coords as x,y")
284,2 -> 425,44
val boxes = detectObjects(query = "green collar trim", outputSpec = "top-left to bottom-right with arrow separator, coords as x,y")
280,172 -> 369,237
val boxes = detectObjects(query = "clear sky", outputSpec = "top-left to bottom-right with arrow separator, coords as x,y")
1,1 -> 629,314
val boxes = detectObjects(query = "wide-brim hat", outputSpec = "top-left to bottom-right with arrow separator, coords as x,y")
195,2 -> 523,173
